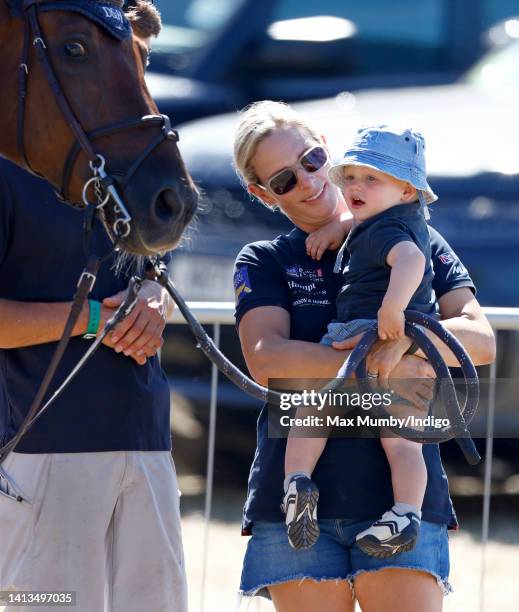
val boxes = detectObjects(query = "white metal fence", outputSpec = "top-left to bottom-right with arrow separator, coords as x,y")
168,306 -> 519,612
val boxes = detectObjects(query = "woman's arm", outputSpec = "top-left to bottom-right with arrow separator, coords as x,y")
330,287 -> 495,382
419,287 -> 496,366
238,305 -> 434,387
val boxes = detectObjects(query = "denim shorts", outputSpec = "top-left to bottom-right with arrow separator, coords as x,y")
238,518 -> 451,603
320,319 -> 375,346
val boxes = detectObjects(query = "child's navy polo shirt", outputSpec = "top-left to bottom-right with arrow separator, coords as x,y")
337,202 -> 435,322
234,225 -> 475,532
0,159 -> 171,453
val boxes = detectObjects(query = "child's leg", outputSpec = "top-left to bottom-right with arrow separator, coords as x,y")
283,318 -> 373,550
382,436 -> 427,510
282,414 -> 330,551
355,435 -> 426,558
285,434 -> 327,482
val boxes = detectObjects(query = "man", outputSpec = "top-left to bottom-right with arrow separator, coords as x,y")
0,5 -> 188,611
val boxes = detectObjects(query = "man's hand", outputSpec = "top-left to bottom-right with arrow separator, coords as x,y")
101,280 -> 169,365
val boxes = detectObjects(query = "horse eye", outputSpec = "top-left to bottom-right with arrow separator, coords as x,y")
64,42 -> 86,58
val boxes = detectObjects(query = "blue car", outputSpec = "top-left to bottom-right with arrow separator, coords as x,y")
145,0 -> 519,124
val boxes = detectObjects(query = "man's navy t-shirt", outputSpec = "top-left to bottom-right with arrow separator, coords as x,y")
0,159 -> 171,453
337,202 -> 435,321
234,225 -> 475,532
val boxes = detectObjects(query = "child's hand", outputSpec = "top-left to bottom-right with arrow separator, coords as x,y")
377,303 -> 405,340
306,223 -> 345,260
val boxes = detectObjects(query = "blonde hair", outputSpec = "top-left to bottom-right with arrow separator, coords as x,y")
233,101 -> 322,187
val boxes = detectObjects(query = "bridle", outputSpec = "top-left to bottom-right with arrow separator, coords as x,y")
13,0 -> 179,239
0,0 -> 181,473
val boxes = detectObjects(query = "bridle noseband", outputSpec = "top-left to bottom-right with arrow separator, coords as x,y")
15,0 -> 179,240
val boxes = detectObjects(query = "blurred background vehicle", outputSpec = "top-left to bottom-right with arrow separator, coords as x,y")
146,0 -> 519,124
162,30 -> 519,480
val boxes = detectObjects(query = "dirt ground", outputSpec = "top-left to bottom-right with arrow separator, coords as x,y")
1,488 -> 516,612
180,487 -> 519,612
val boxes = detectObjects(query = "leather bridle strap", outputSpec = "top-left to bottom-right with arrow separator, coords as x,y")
61,115 -> 178,204
0,254 -> 101,466
0,277 -> 143,469
17,8 -> 33,172
21,0 -> 98,166
15,0 -> 179,215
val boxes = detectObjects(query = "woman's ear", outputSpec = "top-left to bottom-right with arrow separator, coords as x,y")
247,183 -> 278,208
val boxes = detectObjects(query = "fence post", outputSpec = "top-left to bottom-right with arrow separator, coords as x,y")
479,331 -> 498,612
200,323 -> 220,612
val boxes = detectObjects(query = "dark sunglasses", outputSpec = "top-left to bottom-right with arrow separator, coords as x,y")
262,145 -> 329,196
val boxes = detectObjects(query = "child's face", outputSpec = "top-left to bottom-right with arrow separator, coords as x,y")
341,165 -> 416,222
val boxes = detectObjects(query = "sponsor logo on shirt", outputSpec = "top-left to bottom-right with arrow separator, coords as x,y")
285,265 -> 325,283
285,264 -> 329,306
233,265 -> 252,302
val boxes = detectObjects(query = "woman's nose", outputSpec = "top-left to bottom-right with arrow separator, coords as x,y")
297,167 -> 317,188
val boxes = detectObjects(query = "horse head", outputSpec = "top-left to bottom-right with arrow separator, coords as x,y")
0,0 -> 198,255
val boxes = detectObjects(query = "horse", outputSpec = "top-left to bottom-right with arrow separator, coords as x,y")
0,0 -> 198,255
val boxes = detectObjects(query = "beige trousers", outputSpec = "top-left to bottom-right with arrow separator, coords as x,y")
0,451 -> 187,612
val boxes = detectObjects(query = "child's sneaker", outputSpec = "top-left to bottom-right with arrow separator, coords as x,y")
355,509 -> 420,558
282,475 -> 320,550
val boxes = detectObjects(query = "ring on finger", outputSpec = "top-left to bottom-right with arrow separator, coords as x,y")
367,371 -> 378,379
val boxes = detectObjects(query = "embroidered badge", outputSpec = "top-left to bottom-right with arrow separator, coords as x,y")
234,266 -> 252,302
438,252 -> 455,265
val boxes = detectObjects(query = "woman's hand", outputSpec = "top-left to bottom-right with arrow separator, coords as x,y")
332,335 -> 413,386
332,335 -> 434,410
388,355 -> 436,411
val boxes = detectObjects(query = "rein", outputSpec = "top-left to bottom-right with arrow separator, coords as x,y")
149,261 -> 481,465
0,255 -> 481,481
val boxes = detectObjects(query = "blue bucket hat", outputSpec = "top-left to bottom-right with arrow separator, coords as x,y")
328,125 -> 437,208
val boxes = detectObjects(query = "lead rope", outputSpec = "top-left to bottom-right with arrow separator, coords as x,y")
147,260 -> 480,464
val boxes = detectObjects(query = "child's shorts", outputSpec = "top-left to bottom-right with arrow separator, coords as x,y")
320,319 -> 375,346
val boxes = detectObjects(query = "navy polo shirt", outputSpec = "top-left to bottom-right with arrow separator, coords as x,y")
337,202 -> 435,322
234,225 -> 475,532
0,159 -> 171,453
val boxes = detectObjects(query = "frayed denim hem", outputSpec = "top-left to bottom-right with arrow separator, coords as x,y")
237,574 -> 351,607
348,566 -> 453,598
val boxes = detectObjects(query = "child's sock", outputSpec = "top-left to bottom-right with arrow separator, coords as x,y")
392,502 -> 422,519
355,503 -> 422,558
283,471 -> 311,493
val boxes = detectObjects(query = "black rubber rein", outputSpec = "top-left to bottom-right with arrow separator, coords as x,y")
150,263 -> 480,464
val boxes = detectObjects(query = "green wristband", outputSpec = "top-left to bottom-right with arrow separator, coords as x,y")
83,299 -> 101,340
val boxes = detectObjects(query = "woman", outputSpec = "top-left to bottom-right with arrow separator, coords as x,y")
232,101 -> 495,612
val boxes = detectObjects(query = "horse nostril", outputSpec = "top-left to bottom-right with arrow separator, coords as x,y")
153,189 -> 183,222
